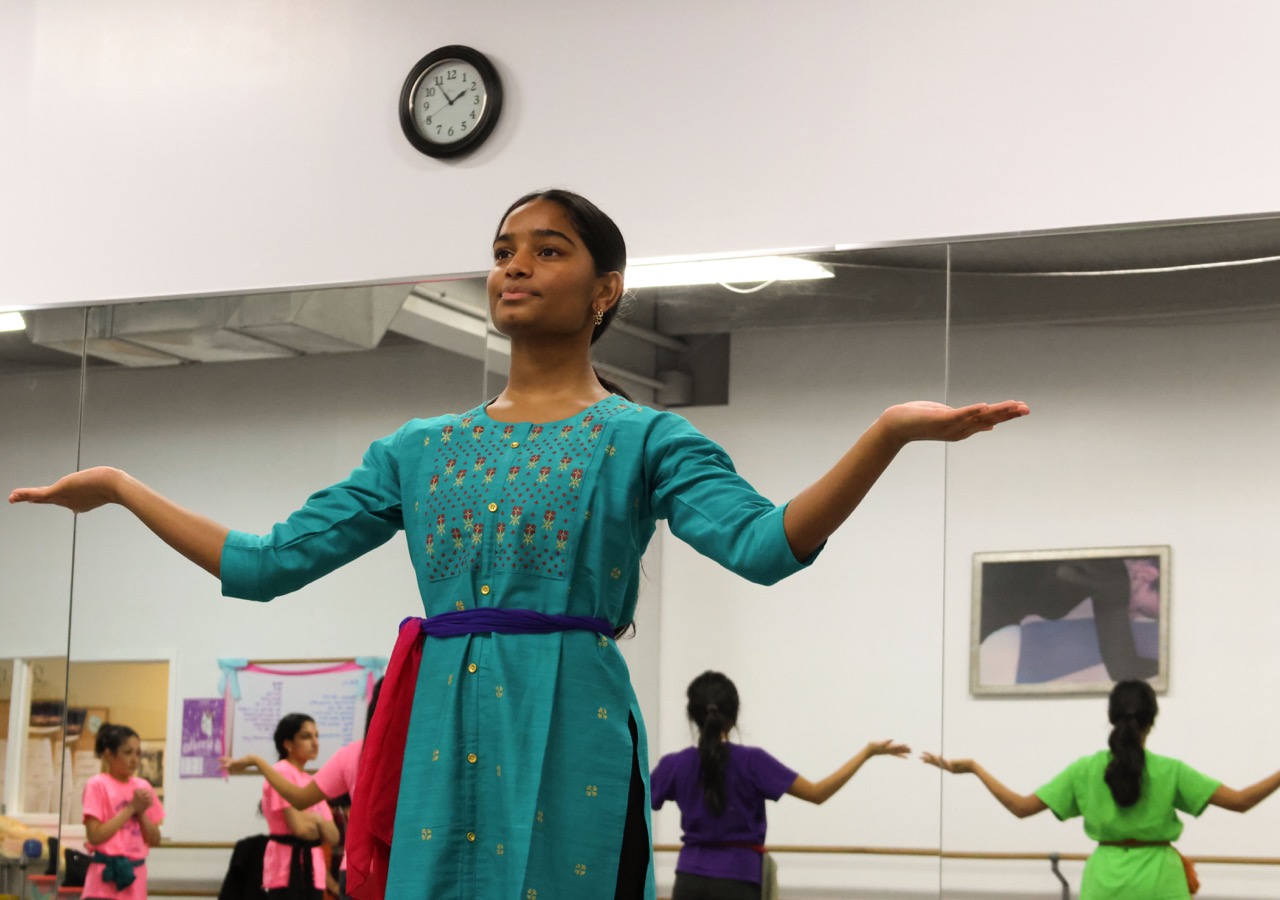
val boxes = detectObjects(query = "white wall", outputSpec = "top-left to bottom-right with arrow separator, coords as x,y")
7,0 -> 1280,311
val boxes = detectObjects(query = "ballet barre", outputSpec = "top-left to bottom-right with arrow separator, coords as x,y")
653,843 -> 1280,864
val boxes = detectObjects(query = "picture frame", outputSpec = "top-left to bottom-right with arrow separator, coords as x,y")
138,740 -> 165,797
970,546 -> 1170,696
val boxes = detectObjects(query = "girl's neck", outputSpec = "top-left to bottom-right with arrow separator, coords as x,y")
490,343 -> 610,422
286,756 -> 308,772
507,339 -> 600,390
107,769 -> 130,783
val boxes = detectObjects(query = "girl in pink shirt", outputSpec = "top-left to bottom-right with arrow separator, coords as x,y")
225,680 -> 381,900
81,723 -> 165,900
260,713 -> 339,900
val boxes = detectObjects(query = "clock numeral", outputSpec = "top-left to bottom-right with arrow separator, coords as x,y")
448,127 -> 455,137
471,81 -> 477,90
460,121 -> 467,132
469,110 -> 477,121
473,94 -> 480,105
425,87 -> 437,98
436,125 -> 442,135
421,101 -> 430,111
433,75 -> 444,86
424,115 -> 432,126
447,69 -> 458,80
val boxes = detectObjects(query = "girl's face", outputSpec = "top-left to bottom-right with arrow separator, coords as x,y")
104,736 -> 141,780
284,720 -> 320,764
487,198 -> 620,342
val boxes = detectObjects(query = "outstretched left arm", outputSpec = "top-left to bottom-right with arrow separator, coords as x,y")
922,752 -> 1048,819
784,401 -> 1029,560
1209,770 -> 1280,813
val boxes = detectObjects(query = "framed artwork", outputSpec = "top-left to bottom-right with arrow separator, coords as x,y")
971,546 -> 1170,696
138,740 -> 165,797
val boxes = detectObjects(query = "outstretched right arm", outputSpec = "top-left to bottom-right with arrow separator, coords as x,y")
12,426 -> 407,600
9,467 -> 228,577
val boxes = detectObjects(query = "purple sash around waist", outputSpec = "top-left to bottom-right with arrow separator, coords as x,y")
403,608 -> 614,638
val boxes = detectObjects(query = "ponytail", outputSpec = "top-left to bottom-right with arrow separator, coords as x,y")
686,671 -> 740,816
94,722 -> 139,758
1103,680 -> 1157,807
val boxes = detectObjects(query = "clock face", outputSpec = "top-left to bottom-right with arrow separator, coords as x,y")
412,59 -> 489,146
400,46 -> 503,159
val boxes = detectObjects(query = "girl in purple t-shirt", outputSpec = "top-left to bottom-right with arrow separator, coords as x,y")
81,723 -> 165,900
650,672 -> 908,900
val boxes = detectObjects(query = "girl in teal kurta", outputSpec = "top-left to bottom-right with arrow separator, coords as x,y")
924,680 -> 1280,899
10,189 -> 1029,899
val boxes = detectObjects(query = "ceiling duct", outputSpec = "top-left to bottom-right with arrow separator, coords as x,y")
26,286 -> 411,367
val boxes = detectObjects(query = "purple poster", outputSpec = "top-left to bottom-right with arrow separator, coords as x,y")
180,698 -> 226,779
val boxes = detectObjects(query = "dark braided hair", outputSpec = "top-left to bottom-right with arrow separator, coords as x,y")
494,189 -> 633,400
1104,679 -> 1157,807
686,671 -> 740,816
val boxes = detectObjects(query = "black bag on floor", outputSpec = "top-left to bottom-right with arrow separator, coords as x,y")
218,834 -> 270,900
61,848 -> 91,888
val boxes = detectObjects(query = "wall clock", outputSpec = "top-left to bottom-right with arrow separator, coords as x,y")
399,45 -> 503,159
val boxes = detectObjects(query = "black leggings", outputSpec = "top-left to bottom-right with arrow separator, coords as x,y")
614,713 -> 651,899
671,872 -> 761,900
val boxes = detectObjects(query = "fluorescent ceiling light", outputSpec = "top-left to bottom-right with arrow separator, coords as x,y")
626,255 -> 833,289
0,312 -> 26,333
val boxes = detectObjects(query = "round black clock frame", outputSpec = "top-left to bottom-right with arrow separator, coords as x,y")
399,45 -> 503,159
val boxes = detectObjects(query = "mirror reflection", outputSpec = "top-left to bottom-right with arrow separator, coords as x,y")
1,311 -> 83,883
939,218 -> 1280,900
8,211 -> 1277,898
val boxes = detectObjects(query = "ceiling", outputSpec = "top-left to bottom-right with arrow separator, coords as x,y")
4,214 -> 1280,379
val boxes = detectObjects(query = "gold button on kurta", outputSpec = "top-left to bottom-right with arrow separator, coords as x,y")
480,584 -> 491,595
468,753 -> 478,764
468,662 -> 478,673
466,832 -> 476,842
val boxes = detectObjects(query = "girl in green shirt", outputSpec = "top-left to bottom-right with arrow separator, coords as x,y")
924,680 -> 1280,899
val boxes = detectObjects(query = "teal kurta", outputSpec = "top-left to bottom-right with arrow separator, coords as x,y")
1036,750 -> 1221,900
221,395 -> 815,899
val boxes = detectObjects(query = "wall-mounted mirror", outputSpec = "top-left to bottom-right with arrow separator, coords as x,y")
939,217 -> 1280,899
12,213 -> 1278,898
1,311 -> 83,878
8,237 -> 956,895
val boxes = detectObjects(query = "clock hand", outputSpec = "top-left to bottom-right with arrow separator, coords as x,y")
440,86 -> 459,105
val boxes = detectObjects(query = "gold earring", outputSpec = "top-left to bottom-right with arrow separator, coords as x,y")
594,308 -> 605,326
